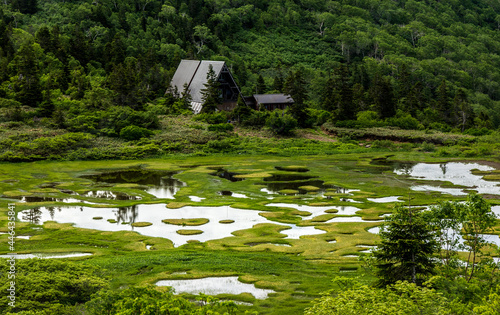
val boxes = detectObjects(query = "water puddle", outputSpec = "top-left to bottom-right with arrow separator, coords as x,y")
393,162 -> 500,196
279,224 -> 326,239
210,168 -> 244,182
245,242 -> 291,247
367,196 -> 403,203
325,216 -> 383,223
0,252 -> 92,259
274,166 -> 309,172
367,226 -> 381,234
492,206 -> 500,216
265,203 -> 360,220
84,191 -> 141,200
82,169 -> 185,199
409,185 -> 467,196
218,191 -> 249,198
156,277 -> 275,299
0,233 -> 31,240
189,196 -> 205,202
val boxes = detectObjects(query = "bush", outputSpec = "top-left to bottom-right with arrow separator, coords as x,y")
204,137 -> 240,153
240,110 -> 269,127
357,110 -> 383,128
463,127 -> 491,136
207,123 -> 234,132
420,141 -> 436,152
308,108 -> 332,126
119,125 -> 154,141
265,111 -> 297,135
387,113 -> 423,130
193,112 -> 227,124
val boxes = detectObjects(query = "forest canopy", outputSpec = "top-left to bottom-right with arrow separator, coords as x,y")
0,0 -> 500,138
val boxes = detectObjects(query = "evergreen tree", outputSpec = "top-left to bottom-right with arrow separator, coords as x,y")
335,64 -> 354,120
12,43 -> 42,106
373,204 -> 438,287
11,0 -> 38,15
256,74 -> 266,94
233,94 -> 252,122
200,64 -> 221,113
436,80 -> 452,124
284,69 -> 309,127
370,74 -> 395,119
273,75 -> 283,92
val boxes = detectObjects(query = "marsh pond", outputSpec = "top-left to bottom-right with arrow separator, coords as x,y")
2,155 -> 500,306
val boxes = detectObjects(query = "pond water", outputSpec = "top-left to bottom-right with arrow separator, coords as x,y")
84,191 -> 141,200
0,252 -> 92,259
19,204 -> 329,246
188,196 -> 205,202
393,162 -> 500,196
210,168 -> 244,182
265,203 -> 361,220
218,191 -> 249,198
325,216 -> 383,223
491,206 -> 500,216
367,196 -> 403,203
82,169 -> 185,199
156,277 -> 275,299
279,224 -> 326,238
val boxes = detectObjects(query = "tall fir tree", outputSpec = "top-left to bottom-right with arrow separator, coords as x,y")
370,74 -> 395,119
200,64 -> 221,113
373,204 -> 438,287
256,74 -> 266,94
335,64 -> 355,121
284,69 -> 309,127
436,80 -> 452,124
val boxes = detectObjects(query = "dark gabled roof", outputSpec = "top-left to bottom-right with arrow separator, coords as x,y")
253,94 -> 294,105
169,60 -> 225,103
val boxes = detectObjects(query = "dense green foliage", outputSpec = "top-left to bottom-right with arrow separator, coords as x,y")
0,259 -> 107,314
0,0 -> 499,146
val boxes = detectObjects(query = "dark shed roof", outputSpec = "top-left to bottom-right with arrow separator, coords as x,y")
253,94 -> 294,105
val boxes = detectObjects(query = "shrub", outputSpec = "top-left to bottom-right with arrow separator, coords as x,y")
387,113 -> 423,130
265,111 -> 297,135
308,108 -> 332,126
357,110 -> 382,128
429,122 -> 451,132
119,125 -> 154,141
240,110 -> 269,127
193,112 -> 227,124
420,141 -> 436,152
463,127 -> 491,136
204,138 -> 240,153
207,123 -> 234,132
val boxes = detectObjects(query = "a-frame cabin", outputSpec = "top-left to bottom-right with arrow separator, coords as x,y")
168,60 -> 241,114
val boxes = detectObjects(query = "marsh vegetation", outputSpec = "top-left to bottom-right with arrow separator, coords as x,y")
1,153 -> 500,314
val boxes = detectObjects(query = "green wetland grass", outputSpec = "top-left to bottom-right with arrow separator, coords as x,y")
1,153 -> 499,314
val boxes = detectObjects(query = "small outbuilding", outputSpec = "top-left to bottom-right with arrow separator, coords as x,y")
244,94 -> 294,111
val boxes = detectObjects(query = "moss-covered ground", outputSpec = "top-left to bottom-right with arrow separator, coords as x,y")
0,152 -> 499,314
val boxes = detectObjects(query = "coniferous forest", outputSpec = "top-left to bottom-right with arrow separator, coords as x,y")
0,0 -> 500,161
